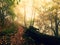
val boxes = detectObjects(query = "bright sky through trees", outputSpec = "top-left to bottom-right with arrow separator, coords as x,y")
13,0 -> 60,35
13,0 -> 52,24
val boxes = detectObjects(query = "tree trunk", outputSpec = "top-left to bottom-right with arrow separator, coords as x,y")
55,15 -> 58,37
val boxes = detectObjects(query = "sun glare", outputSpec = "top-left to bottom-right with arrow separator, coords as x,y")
24,0 -> 33,21
13,0 -> 52,25
46,0 -> 52,2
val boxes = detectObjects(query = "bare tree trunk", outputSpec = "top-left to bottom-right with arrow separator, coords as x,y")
55,15 -> 59,37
